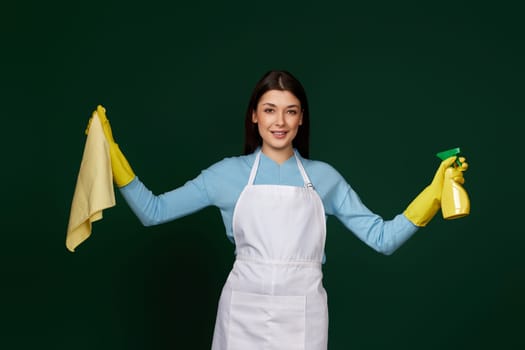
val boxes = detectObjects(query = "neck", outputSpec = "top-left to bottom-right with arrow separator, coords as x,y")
260,146 -> 294,164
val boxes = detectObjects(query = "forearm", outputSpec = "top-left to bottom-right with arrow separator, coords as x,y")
360,214 -> 418,255
119,176 -> 211,226
334,188 -> 419,255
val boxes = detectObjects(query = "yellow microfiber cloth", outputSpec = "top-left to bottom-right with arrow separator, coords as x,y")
66,110 -> 115,252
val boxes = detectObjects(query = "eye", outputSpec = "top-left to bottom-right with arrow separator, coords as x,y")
287,109 -> 298,115
264,108 -> 275,113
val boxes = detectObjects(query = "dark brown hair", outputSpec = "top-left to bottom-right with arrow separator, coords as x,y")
243,70 -> 310,158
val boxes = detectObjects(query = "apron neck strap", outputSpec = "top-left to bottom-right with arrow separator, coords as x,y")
247,151 -> 262,185
248,151 -> 313,187
294,150 -> 313,187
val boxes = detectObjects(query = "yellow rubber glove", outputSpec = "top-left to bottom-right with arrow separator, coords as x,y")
404,156 -> 468,227
86,105 -> 136,187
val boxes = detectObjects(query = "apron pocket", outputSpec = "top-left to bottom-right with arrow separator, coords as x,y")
228,291 -> 306,350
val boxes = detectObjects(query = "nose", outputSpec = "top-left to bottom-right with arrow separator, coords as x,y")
274,111 -> 285,126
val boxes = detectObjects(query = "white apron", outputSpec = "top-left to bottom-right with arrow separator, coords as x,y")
211,151 -> 328,350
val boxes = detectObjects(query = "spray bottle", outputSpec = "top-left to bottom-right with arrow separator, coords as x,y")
436,147 -> 470,219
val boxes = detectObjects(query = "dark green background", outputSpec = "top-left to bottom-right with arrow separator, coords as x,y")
2,0 -> 523,348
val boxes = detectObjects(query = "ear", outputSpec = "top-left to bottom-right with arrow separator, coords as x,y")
299,111 -> 304,125
251,110 -> 257,123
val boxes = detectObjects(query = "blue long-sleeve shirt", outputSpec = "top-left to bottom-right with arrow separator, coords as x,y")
120,150 -> 418,256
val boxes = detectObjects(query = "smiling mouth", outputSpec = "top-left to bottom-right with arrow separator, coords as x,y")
271,131 -> 287,136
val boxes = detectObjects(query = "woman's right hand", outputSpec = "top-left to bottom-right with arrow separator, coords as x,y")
95,105 -> 116,144
86,105 -> 136,187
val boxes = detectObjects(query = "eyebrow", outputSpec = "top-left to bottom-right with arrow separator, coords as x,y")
261,103 -> 300,108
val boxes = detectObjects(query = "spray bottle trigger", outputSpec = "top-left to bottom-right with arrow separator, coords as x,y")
436,147 -> 462,167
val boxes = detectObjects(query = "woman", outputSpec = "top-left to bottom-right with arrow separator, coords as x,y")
94,70 -> 468,350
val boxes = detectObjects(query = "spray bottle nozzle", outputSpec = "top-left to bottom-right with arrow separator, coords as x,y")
436,147 -> 462,167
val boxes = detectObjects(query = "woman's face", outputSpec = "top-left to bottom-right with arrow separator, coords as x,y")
252,90 -> 303,161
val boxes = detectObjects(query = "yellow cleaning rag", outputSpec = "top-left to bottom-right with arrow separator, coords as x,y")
66,110 -> 115,252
